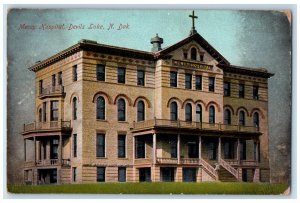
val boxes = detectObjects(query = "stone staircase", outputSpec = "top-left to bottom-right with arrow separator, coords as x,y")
218,166 -> 238,182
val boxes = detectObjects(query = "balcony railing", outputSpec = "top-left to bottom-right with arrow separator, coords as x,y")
39,85 -> 64,98
24,159 -> 71,167
132,118 -> 259,133
23,120 -> 71,133
36,159 -> 59,166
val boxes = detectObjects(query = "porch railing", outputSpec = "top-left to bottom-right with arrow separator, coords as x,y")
240,160 -> 259,166
219,158 -> 238,179
132,118 -> 259,133
23,120 -> 71,132
180,158 -> 200,165
156,157 -> 178,164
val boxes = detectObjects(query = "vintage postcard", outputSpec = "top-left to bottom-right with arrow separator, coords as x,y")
6,8 -> 292,195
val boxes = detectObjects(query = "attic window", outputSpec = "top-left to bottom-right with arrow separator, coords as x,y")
191,47 -> 197,60
200,54 -> 204,61
183,53 -> 188,59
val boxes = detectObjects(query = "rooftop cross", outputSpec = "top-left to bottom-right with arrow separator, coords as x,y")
189,10 -> 198,36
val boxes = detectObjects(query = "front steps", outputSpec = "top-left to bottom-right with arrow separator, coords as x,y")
218,166 -> 238,182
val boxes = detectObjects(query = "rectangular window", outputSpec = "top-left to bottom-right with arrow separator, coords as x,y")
195,75 -> 202,90
96,134 -> 105,157
39,80 -> 43,95
170,71 -> 177,87
224,82 -> 231,96
58,72 -> 62,85
137,70 -> 145,86
50,139 -> 59,159
170,139 -> 177,158
136,138 -> 145,159
118,134 -> 126,158
50,101 -> 59,121
43,102 -> 47,122
118,167 -> 126,182
209,77 -> 215,92
239,84 -> 245,98
208,142 -> 217,160
73,65 -> 77,81
52,74 -> 56,87
185,73 -> 192,89
73,167 -> 77,182
253,85 -> 259,100
97,167 -> 105,182
73,134 -> 77,158
97,64 -> 105,81
118,67 -> 126,84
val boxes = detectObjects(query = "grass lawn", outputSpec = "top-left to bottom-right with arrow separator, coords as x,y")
7,182 -> 288,195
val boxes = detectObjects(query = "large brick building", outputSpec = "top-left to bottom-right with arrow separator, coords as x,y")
22,12 -> 273,184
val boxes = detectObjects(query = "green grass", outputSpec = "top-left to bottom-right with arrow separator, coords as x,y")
7,182 -> 288,195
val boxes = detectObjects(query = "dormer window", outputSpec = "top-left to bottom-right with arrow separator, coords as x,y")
191,47 -> 197,60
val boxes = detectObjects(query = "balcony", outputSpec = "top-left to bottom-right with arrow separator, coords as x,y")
23,120 -> 71,134
132,118 -> 260,135
24,159 -> 71,168
39,85 -> 64,99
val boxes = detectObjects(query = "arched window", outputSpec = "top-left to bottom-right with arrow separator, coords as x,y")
170,102 -> 178,121
196,104 -> 202,122
185,103 -> 192,122
191,47 -> 197,60
253,112 -> 259,128
38,108 -> 42,122
118,98 -> 126,121
224,109 -> 231,125
73,97 -> 77,120
96,96 -> 105,120
137,100 -> 145,122
209,106 -> 215,124
239,111 -> 245,126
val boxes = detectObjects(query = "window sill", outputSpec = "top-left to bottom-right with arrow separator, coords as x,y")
96,157 -> 107,159
118,121 -> 129,124
118,158 -> 128,160
96,119 -> 108,122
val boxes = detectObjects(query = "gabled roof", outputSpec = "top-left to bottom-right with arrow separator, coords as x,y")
154,33 -> 230,65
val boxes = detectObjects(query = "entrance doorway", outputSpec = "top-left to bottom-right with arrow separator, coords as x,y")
160,167 -> 175,182
139,167 -> 151,182
183,168 -> 197,182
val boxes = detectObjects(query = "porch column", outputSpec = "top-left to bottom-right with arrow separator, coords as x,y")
34,136 -> 36,164
237,138 -> 240,164
218,137 -> 221,162
153,133 -> 157,164
198,136 -> 202,160
177,134 -> 181,164
24,139 -> 26,161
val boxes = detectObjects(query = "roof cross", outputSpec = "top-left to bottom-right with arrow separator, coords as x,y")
189,10 -> 198,29
189,10 -> 198,36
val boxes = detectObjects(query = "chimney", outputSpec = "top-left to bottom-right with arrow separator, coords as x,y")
150,34 -> 163,52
